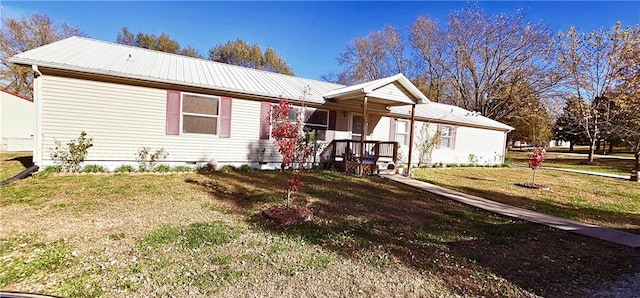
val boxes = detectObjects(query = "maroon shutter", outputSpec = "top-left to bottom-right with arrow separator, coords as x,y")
259,102 -> 271,139
451,126 -> 457,150
326,110 -> 337,141
389,117 -> 396,142
219,97 -> 232,138
166,90 -> 181,135
436,123 -> 442,149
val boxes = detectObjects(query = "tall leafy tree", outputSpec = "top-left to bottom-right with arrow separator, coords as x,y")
557,23 -> 635,163
116,27 -> 203,58
209,39 -> 294,75
553,97 -> 589,151
609,24 -> 640,179
0,13 -> 85,97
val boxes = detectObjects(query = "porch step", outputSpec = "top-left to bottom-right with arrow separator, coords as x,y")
378,168 -> 396,175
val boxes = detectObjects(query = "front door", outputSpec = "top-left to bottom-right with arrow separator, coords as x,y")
350,114 -> 363,141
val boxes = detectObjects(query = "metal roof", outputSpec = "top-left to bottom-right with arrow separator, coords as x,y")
9,36 -> 512,131
390,102 -> 514,131
324,73 -> 428,105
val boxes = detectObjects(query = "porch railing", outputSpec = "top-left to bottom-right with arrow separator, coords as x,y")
320,139 -> 398,174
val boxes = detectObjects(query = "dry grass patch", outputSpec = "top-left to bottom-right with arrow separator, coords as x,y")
0,170 -> 638,297
0,152 -> 33,181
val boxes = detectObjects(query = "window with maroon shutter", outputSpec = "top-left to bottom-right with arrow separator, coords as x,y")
166,90 -> 181,135
219,97 -> 232,138
389,117 -> 396,142
259,102 -> 271,139
437,124 -> 456,149
326,111 -> 336,141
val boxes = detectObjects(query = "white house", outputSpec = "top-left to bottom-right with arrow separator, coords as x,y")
0,89 -> 35,151
8,36 -> 512,172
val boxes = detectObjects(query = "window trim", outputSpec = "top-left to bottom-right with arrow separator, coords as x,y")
439,124 -> 455,149
395,119 -> 409,146
180,92 -> 221,136
269,105 -> 330,141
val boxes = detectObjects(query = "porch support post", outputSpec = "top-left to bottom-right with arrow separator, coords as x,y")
360,96 -> 368,176
406,104 -> 416,176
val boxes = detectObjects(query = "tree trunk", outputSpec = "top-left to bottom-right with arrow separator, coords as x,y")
608,142 -> 614,154
632,152 -> 639,182
532,169 -> 537,186
588,141 -> 595,163
569,141 -> 574,152
596,140 -> 601,152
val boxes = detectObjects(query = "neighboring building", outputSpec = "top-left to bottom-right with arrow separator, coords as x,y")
8,36 -> 512,171
0,89 -> 35,151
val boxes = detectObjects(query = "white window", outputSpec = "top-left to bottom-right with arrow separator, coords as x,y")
396,120 -> 409,146
304,109 -> 329,141
272,106 -> 329,141
182,93 -> 219,135
440,125 -> 454,149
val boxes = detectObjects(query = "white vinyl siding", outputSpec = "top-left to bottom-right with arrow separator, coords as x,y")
38,75 -> 281,168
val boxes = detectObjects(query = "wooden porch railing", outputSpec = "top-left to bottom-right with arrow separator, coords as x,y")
320,139 -> 399,175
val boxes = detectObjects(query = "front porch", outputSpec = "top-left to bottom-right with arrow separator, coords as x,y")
320,139 -> 399,175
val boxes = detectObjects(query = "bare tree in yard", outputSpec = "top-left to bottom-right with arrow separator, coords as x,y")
410,6 -> 563,121
333,25 -> 410,85
116,27 -> 203,58
557,23 -> 635,163
209,39 -> 294,75
0,13 -> 85,97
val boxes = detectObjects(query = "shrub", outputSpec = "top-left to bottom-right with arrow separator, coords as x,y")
114,165 -> 136,173
219,165 -> 236,173
42,165 -> 62,174
137,147 -> 168,172
50,131 -> 93,172
83,164 -> 107,173
153,164 -> 171,173
238,164 -> 253,172
172,165 -> 193,172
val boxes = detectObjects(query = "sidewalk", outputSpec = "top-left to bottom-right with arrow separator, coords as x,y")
513,165 -> 631,180
382,174 -> 640,248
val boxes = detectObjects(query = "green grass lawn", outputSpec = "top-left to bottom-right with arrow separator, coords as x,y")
508,150 -> 635,176
1,153 -> 639,297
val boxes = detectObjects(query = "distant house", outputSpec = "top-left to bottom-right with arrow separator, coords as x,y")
0,89 -> 35,151
8,36 -> 512,172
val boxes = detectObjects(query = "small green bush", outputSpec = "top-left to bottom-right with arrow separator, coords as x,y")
172,165 -> 193,172
49,131 -> 93,172
137,147 -> 168,172
238,164 -> 253,172
114,165 -> 136,173
82,164 -> 107,173
153,164 -> 171,173
219,165 -> 236,173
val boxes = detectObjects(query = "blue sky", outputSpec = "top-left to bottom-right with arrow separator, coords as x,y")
2,1 -> 639,80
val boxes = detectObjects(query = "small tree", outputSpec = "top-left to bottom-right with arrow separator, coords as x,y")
527,146 -> 546,185
270,99 -> 314,206
415,123 -> 440,167
50,131 -> 93,172
136,147 -> 168,172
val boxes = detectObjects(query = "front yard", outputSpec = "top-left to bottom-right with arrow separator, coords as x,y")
1,153 -> 639,297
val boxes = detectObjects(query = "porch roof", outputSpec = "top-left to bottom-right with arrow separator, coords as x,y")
323,74 -> 428,107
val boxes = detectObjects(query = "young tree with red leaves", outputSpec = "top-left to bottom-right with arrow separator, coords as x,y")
528,146 -> 546,186
270,99 -> 314,206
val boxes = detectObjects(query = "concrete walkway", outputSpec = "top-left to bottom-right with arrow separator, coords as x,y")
382,174 -> 640,248
513,165 -> 631,180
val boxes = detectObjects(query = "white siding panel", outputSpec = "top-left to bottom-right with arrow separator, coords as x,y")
39,75 -> 281,168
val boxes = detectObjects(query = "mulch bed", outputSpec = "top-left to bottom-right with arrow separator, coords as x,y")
262,204 -> 313,225
515,182 -> 550,190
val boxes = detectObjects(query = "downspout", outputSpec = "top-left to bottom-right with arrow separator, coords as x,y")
407,104 -> 416,176
32,65 -> 43,168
